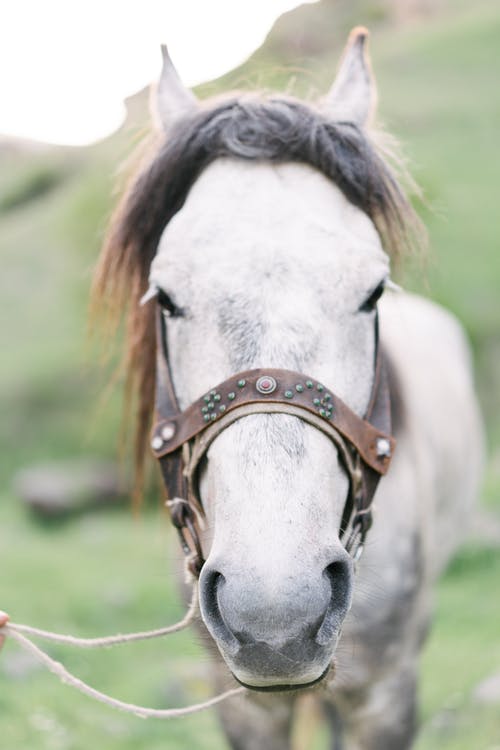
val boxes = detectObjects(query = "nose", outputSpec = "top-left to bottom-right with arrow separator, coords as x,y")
199,553 -> 353,687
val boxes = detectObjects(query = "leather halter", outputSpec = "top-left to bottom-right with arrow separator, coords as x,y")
150,308 -> 395,576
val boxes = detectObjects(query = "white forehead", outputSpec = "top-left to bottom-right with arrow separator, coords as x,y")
150,158 -> 388,285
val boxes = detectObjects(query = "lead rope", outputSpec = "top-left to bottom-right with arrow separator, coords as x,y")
0,579 -> 246,718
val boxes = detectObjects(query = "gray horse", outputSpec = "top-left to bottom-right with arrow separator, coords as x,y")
94,27 -> 483,750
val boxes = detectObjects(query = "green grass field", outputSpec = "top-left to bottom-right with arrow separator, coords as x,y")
1,2 -> 499,747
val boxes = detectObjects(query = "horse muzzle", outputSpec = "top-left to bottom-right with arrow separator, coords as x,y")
199,552 -> 353,690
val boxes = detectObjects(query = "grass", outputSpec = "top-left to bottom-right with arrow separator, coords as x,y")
415,546 -> 500,750
0,501 -> 224,750
1,1 -> 500,748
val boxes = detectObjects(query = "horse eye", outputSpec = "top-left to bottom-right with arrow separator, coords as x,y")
359,281 -> 386,313
157,289 -> 184,318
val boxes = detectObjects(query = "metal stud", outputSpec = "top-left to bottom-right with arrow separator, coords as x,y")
317,384 -> 324,392
295,384 -> 304,393
237,379 -> 246,388
324,394 -> 332,401
210,390 -> 216,397
313,398 -> 321,406
214,393 -> 221,402
203,414 -> 210,422
256,375 -> 277,394
319,408 -> 326,417
376,437 -> 392,459
201,406 -> 208,414
284,390 -> 293,399
210,413 -> 217,421
203,395 -> 210,403
161,423 -> 175,441
228,392 -> 236,401
306,380 -> 313,389
151,436 -> 163,451
219,404 -> 226,412
207,401 -> 214,409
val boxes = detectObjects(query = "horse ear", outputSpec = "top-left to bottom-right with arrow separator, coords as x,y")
322,27 -> 377,127
151,44 -> 198,130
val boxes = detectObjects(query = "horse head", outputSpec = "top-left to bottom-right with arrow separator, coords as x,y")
95,28 -> 417,691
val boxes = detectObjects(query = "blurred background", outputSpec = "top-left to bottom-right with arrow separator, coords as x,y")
1,1 -> 499,748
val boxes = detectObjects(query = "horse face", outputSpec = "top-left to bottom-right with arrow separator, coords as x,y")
149,158 -> 389,688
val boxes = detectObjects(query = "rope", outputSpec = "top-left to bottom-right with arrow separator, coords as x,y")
5,581 -> 199,648
0,583 -> 247,718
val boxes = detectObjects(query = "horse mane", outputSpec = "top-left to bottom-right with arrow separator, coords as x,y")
92,93 -> 423,502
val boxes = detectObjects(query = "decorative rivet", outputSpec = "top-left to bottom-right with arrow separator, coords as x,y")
325,409 -> 332,418
210,413 -> 217,421
214,393 -> 221,402
219,404 -> 226,412
203,414 -> 210,422
324,394 -> 332,401
201,406 -> 208,414
319,408 -> 326,417
256,375 -> 277,394
295,384 -> 304,393
210,390 -> 216,397
207,401 -> 214,409
284,390 -> 293,399
228,392 -> 236,401
203,395 -> 210,403
306,380 -> 313,389
317,384 -> 324,392
151,436 -> 163,451
313,398 -> 321,406
376,437 -> 392,459
237,379 -> 246,388
161,423 -> 175,441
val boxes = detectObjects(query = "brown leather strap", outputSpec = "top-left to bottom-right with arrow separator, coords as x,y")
154,311 -> 188,547
340,315 -> 391,546
155,310 -> 180,418
151,367 -> 394,474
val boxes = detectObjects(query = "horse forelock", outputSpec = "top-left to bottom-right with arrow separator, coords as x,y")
92,92 -> 423,501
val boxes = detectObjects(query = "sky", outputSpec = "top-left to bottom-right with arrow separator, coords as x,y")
1,0 -> 315,146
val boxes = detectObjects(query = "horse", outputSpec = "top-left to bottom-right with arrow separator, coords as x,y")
93,27 -> 484,750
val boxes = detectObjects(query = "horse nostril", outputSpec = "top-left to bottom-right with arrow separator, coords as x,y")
199,566 -> 240,655
315,558 -> 353,646
201,567 -> 222,613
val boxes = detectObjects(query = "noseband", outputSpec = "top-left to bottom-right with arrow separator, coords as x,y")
150,309 -> 395,576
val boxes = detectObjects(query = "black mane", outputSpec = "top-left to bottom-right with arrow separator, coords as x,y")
114,95 -> 417,275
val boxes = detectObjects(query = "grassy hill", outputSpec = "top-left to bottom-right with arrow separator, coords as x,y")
1,1 -> 499,748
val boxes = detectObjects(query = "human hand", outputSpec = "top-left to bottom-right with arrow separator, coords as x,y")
0,610 -> 9,650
